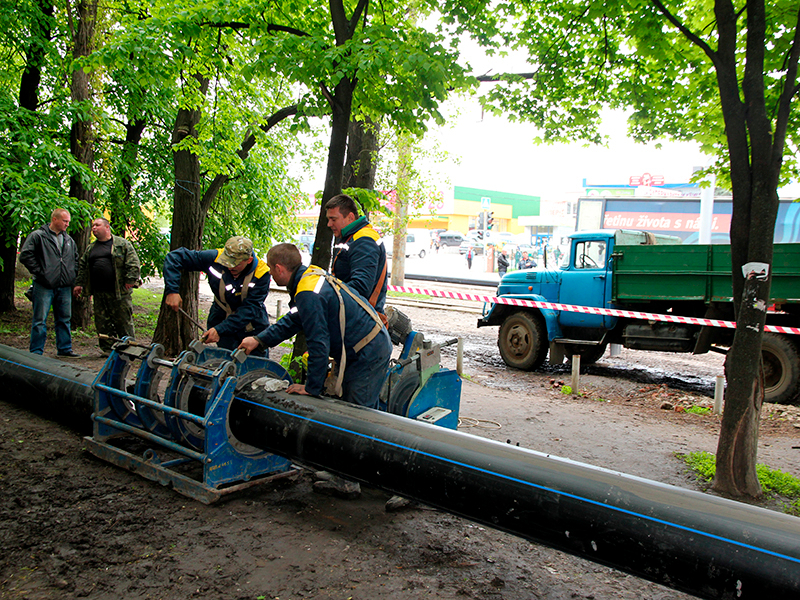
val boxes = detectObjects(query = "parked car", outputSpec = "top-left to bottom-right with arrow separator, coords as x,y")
382,231 -> 428,258
485,231 -> 517,248
292,232 -> 315,253
459,240 -> 485,255
438,231 -> 465,247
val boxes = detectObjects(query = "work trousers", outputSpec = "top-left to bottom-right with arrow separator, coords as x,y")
30,282 -> 72,355
93,292 -> 135,351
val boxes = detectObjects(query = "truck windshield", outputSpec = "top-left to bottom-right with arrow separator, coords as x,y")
559,245 -> 571,269
573,240 -> 606,269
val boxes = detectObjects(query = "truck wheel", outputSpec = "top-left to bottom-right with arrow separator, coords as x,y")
419,249 -> 426,259
498,312 -> 548,370
761,333 -> 800,405
565,342 -> 608,365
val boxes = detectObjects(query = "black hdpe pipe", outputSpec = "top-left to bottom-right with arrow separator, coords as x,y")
0,344 -> 798,599
229,388 -> 800,600
0,344 -> 94,431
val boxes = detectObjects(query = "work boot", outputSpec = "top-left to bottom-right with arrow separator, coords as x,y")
385,495 -> 416,512
312,475 -> 361,500
312,470 -> 334,482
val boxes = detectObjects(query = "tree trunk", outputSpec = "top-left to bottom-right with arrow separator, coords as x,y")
0,245 -> 18,312
153,78 -> 209,356
68,0 -> 98,329
0,0 -> 54,312
716,275 -> 770,496
390,133 -> 413,285
710,0 -> 793,498
310,78 -> 352,271
108,118 -> 147,235
342,118 -> 378,190
295,0 -> 360,363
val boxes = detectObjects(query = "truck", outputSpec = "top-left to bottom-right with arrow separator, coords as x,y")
478,229 -> 800,405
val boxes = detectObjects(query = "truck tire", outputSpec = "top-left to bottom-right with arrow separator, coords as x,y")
565,342 -> 608,365
762,333 -> 800,405
498,311 -> 548,370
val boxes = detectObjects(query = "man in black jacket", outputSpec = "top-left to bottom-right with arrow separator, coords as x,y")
497,248 -> 510,277
19,209 -> 80,357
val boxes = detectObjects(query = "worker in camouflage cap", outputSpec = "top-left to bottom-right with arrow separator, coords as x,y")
163,236 -> 271,352
217,236 -> 254,268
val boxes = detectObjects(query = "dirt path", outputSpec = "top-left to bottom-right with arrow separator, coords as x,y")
0,288 -> 798,600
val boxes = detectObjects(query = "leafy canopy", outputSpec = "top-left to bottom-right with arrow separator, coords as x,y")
437,0 -> 800,184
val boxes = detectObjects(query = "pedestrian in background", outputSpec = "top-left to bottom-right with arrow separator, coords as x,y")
19,208 -> 79,357
466,247 -> 474,269
74,218 -> 141,356
518,251 -> 536,270
497,249 -> 510,277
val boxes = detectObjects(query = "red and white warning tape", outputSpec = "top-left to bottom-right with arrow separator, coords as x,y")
387,285 -> 800,336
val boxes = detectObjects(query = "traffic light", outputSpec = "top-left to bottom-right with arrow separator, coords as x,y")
477,211 -> 485,229
486,211 -> 494,230
477,230 -> 484,240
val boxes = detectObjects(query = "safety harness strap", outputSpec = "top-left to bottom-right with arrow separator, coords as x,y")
301,267 -> 384,396
214,271 -> 255,330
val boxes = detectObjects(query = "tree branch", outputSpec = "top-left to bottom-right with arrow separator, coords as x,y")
770,5 -> 800,177
650,0 -> 717,66
202,21 -> 251,29
267,23 -> 310,37
200,105 -> 298,214
319,82 -> 334,105
348,0 -> 370,36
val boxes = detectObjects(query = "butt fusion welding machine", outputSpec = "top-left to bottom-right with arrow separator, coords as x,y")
85,307 -> 461,503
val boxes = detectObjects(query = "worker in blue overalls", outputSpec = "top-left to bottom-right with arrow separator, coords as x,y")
163,236 -> 271,352
239,243 -> 392,499
326,194 -> 388,319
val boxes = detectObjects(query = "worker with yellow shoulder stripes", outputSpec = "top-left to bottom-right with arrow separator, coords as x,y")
239,243 -> 392,409
326,194 -> 388,316
163,236 -> 271,353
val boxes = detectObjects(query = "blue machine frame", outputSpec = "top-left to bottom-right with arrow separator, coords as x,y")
85,329 -> 463,504
85,339 -> 298,504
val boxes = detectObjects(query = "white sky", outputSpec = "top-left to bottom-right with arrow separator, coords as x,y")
294,36 -> 800,204
422,98 -> 710,204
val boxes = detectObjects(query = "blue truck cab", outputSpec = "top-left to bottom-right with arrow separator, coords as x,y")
478,229 -> 678,370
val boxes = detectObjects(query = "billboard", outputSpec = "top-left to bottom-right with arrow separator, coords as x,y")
577,197 -> 800,243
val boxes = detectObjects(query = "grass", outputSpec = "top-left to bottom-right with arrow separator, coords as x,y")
131,287 -> 163,338
8,281 -> 165,341
679,450 -> 800,515
685,405 -> 712,415
387,290 -> 432,300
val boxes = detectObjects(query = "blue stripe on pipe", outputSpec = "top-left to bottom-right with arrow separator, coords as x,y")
236,394 -> 800,567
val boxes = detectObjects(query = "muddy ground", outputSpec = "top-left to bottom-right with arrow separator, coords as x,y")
1,284 -> 798,600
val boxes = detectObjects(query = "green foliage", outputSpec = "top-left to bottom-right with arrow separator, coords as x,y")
560,385 -> 572,394
1,0 -> 471,309
681,450 -> 717,482
278,349 -> 306,384
440,0 -> 800,186
686,405 -> 712,415
387,291 -> 431,300
246,1 -> 471,134
343,188 -> 393,219
681,451 -> 800,514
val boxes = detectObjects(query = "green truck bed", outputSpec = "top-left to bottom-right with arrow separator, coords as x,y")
611,243 -> 800,305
